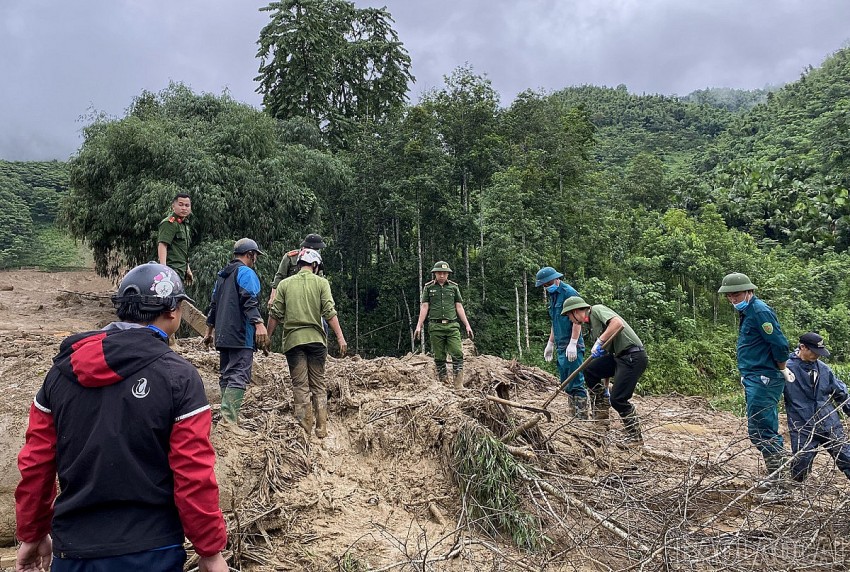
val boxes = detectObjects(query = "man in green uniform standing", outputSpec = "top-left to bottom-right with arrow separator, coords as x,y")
267,248 -> 347,439
414,261 -> 474,390
157,193 -> 193,284
718,272 -> 793,498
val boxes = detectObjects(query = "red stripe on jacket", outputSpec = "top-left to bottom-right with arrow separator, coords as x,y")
16,404 -> 58,543
168,409 -> 227,557
70,333 -> 123,387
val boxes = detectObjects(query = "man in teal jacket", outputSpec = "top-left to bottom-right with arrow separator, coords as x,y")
719,272 -> 793,497
535,266 -> 588,418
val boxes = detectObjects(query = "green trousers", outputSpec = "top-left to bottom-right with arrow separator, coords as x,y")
430,321 -> 463,376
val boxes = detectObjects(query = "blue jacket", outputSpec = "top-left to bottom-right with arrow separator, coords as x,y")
736,296 -> 789,380
207,260 -> 263,349
785,351 -> 850,437
547,282 -> 584,349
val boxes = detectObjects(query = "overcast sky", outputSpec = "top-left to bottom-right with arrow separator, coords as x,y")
1,0 -> 848,161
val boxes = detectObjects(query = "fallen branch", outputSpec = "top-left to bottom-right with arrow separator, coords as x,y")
518,466 -> 650,553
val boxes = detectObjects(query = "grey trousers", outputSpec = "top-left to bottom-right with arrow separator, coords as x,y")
219,347 -> 254,391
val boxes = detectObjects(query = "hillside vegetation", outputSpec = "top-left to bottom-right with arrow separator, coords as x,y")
2,21 -> 849,398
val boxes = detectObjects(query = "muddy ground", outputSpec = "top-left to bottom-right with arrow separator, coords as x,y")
1,268 -> 849,571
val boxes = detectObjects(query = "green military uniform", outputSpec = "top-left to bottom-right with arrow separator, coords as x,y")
157,215 -> 190,279
272,249 -> 300,289
587,305 -> 644,354
273,249 -> 324,289
421,278 -> 464,379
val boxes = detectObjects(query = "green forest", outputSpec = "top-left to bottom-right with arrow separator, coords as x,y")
3,0 -> 850,404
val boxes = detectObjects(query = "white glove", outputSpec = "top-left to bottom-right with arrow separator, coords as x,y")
544,340 -> 554,362
566,340 -> 578,362
781,368 -> 796,383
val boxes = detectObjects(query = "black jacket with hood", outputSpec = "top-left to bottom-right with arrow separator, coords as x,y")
15,323 -> 226,559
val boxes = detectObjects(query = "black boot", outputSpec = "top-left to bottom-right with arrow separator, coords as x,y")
758,452 -> 793,500
573,396 -> 589,420
622,406 -> 643,445
590,387 -> 611,430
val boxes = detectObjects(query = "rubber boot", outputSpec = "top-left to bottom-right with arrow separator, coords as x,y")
313,395 -> 329,439
757,453 -> 793,500
221,388 -> 245,425
436,363 -> 448,385
590,388 -> 611,430
453,370 -> 465,390
622,407 -> 643,445
293,401 -> 314,434
573,396 -> 589,420
755,452 -> 783,491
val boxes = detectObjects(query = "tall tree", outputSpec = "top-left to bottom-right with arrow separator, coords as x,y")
423,65 -> 501,288
256,0 -> 414,147
64,83 -> 350,309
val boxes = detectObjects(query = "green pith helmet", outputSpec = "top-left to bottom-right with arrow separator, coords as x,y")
717,272 -> 757,294
431,261 -> 453,273
560,295 -> 591,315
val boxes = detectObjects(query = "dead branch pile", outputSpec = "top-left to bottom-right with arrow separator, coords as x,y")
168,340 -> 850,571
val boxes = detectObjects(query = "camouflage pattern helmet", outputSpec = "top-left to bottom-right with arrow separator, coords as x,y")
234,238 -> 266,256
717,272 -> 757,294
560,295 -> 591,315
431,261 -> 453,274
111,262 -> 194,311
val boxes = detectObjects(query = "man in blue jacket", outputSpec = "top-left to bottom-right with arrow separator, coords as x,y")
719,272 -> 793,496
784,332 -> 850,482
204,238 -> 269,428
535,267 -> 588,419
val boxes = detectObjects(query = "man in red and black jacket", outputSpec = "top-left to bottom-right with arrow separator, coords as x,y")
15,263 -> 228,572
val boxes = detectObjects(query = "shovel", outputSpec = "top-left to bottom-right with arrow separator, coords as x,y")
485,394 -> 553,422
540,326 -> 622,409
492,326 -> 623,435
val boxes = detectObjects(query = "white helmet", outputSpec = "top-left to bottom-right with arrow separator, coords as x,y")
297,248 -> 322,265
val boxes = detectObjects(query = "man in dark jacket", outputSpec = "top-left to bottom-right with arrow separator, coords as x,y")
15,262 -> 227,572
784,332 -> 850,482
204,238 -> 268,427
718,272 -> 792,497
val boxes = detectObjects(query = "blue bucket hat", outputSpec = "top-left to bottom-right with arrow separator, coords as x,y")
535,266 -> 563,287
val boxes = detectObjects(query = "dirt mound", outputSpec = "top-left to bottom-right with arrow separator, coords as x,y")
2,268 -> 850,571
